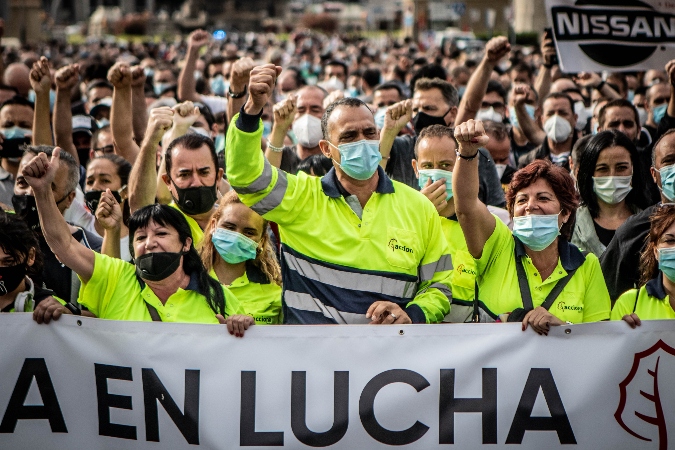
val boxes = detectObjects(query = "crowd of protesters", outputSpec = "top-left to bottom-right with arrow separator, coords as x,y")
1,22 -> 674,336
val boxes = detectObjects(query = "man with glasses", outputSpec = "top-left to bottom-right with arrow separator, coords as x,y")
90,124 -> 114,158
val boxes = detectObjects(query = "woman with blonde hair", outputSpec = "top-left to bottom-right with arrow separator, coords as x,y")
201,191 -> 283,324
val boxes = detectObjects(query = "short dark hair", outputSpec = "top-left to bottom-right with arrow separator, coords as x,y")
651,128 -> 675,166
414,77 -> 459,107
0,211 -> 43,277
414,124 -> 457,157
486,80 -> 507,104
24,145 -> 79,194
509,63 -> 533,79
410,65 -> 448,96
576,130 -> 650,218
506,159 -> 579,241
361,68 -> 381,90
598,99 -> 639,129
0,95 -> 34,112
321,97 -> 371,140
326,60 -> 348,77
542,92 -> 575,114
87,153 -> 132,187
373,81 -> 405,99
165,133 -> 218,177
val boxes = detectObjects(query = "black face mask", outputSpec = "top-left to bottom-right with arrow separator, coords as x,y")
171,181 -> 218,216
134,251 -> 185,282
12,195 -> 40,232
412,110 -> 450,136
0,263 -> 27,295
84,190 -> 122,213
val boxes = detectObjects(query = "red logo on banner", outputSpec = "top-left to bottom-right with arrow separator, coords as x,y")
615,340 -> 675,450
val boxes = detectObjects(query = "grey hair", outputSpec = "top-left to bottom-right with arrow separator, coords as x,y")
23,145 -> 80,194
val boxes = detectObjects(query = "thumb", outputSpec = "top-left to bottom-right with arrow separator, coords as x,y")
51,147 -> 61,163
275,66 -> 283,76
193,106 -> 199,116
215,314 -> 227,325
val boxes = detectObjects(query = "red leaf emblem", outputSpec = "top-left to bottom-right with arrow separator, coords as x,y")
615,340 -> 675,450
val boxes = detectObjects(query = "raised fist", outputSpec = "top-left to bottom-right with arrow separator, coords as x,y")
54,64 -> 80,91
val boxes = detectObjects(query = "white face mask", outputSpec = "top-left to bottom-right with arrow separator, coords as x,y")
475,107 -> 503,123
321,76 -> 345,92
494,163 -> 507,179
543,114 -> 573,143
292,114 -> 323,148
574,101 -> 589,131
592,175 -> 633,205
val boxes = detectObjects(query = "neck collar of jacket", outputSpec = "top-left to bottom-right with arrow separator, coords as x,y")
646,272 -> 668,300
321,166 -> 394,198
514,235 -> 586,272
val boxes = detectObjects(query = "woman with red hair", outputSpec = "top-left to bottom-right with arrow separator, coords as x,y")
452,119 -> 611,334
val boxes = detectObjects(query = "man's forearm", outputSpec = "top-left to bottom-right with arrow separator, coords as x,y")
111,86 -> 139,164
128,134 -> 161,213
101,227 -> 121,259
515,103 -> 545,145
378,130 -> 397,169
131,85 -> 148,143
53,89 -> 78,164
178,48 -> 201,102
455,58 -> 494,125
32,91 -> 52,145
534,67 -> 552,103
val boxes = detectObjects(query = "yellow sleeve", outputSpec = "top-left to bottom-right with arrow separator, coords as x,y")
408,212 -> 452,323
611,289 -> 639,321
580,253 -> 611,322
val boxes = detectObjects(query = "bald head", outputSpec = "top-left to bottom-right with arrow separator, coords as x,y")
3,63 -> 31,97
550,78 -> 578,94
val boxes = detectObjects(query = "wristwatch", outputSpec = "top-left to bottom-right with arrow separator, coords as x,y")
228,85 -> 247,98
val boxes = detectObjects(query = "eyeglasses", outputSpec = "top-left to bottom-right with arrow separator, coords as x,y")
94,145 -> 115,154
481,101 -> 505,110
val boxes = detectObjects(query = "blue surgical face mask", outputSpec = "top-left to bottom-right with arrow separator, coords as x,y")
329,140 -> 382,181
418,168 -> 453,200
658,247 -> 675,283
262,120 -> 273,138
653,103 -> 667,125
512,213 -> 561,251
592,122 -> 599,135
374,108 -> 387,129
627,89 -> 635,102
154,82 -> 170,96
509,104 -> 536,129
210,74 -> 226,96
2,126 -> 31,139
212,228 -> 258,264
457,85 -> 467,98
659,164 -> 675,202
214,134 -> 225,153
144,67 -> 155,79
97,118 -> 110,128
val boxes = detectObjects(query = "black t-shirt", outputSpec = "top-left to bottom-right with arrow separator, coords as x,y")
34,226 -> 102,303
593,220 -> 616,248
280,146 -> 301,174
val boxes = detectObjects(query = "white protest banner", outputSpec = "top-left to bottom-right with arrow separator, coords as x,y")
1,315 -> 675,449
545,0 -> 675,72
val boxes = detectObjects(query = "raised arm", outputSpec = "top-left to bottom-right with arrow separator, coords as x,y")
226,57 -> 255,124
452,120 -> 497,259
178,29 -> 210,103
455,36 -> 511,125
128,107 -> 174,213
130,65 -> 148,143
379,99 -> 412,167
53,64 -> 80,164
23,149 -> 95,281
156,101 -> 200,204
534,33 -> 555,101
265,94 -> 296,168
512,84 -> 545,145
575,72 -> 621,101
108,62 -> 140,164
29,57 -> 53,146
95,189 -> 123,259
